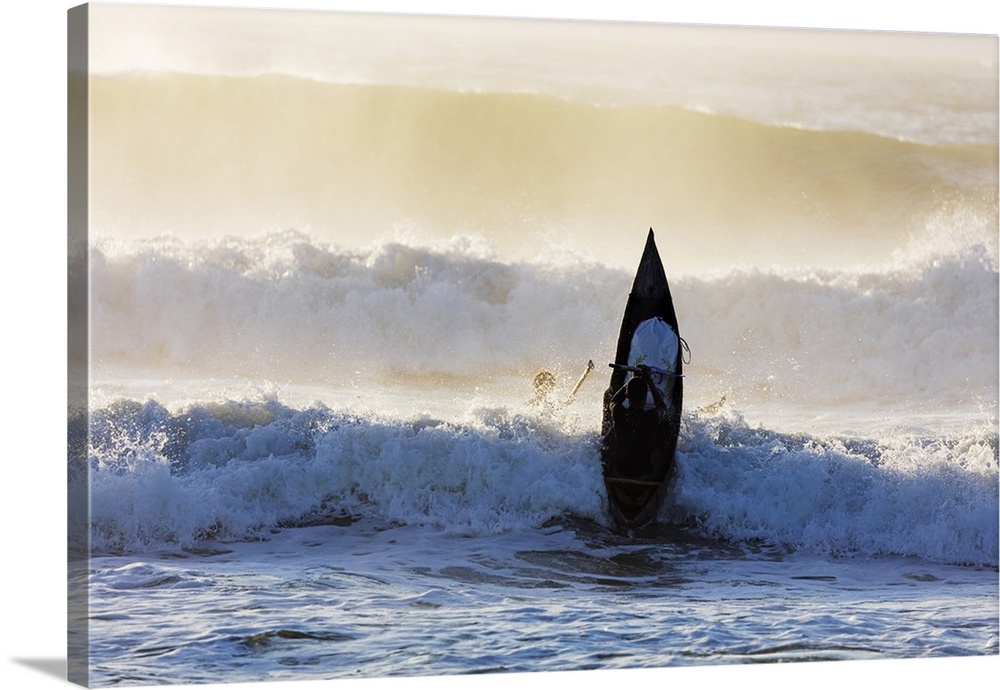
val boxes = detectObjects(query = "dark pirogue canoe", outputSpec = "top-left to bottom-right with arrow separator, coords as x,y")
601,229 -> 683,530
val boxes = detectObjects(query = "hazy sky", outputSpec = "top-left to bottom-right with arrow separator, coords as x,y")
88,2 -> 996,78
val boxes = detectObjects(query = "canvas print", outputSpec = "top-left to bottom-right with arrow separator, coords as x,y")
68,2 -> 999,687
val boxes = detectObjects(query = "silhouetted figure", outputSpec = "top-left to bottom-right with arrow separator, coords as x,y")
606,366 -> 668,478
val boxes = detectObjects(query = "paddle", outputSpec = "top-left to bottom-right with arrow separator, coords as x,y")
563,359 -> 595,405
608,363 -> 684,378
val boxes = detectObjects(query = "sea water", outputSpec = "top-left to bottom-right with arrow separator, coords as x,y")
73,5 -> 998,686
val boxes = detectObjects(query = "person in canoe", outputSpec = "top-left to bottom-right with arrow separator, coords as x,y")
604,364 -> 670,479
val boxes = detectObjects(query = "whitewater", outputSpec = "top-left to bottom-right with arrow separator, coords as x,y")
72,5 -> 998,687
75,227 -> 999,685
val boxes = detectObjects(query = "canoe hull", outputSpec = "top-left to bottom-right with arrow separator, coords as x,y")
601,229 -> 683,530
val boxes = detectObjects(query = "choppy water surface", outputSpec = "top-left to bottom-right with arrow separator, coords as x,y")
86,518 -> 997,686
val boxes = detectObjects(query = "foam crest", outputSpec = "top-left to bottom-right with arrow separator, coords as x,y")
91,231 -> 624,384
676,222 -> 998,409
91,228 -> 998,412
81,398 -> 608,554
668,409 -> 999,566
77,396 -> 998,565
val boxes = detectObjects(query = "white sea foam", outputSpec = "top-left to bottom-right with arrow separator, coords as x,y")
90,224 -> 998,413
77,389 -> 998,566
670,409 -> 998,565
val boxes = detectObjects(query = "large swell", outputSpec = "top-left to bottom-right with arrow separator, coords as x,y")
87,74 -> 998,270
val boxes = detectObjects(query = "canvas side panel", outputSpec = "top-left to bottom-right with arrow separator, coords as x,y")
67,4 -> 90,687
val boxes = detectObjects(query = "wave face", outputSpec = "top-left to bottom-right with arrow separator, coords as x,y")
73,398 -> 998,566
88,74 -> 998,270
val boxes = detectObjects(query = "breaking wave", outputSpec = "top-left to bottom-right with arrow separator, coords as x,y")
73,397 -> 998,566
90,227 -> 998,408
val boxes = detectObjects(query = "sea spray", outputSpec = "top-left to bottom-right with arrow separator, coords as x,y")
92,229 -> 998,412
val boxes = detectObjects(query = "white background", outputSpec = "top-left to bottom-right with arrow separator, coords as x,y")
2,2 -> 997,689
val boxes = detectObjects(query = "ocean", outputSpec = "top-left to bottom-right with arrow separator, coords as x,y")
71,4 -> 998,687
